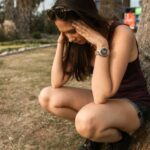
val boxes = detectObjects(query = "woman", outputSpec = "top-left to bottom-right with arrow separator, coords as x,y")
38,0 -> 150,149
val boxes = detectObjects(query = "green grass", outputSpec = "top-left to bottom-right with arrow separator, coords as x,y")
0,34 -> 58,53
0,44 -> 38,51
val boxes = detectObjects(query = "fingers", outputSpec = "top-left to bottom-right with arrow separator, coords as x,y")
57,32 -> 66,43
72,21 -> 89,37
72,21 -> 87,31
72,20 -> 87,27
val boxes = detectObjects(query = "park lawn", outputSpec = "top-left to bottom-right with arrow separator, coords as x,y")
0,35 -> 58,53
0,45 -> 130,150
0,44 -> 39,51
0,46 -> 88,150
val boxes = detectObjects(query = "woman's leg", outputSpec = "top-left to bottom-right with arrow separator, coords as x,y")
75,99 -> 141,143
39,87 -> 141,143
38,86 -> 93,121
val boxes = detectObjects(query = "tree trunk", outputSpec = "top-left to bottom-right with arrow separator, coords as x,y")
16,0 -> 33,38
99,0 -> 124,20
130,0 -> 150,149
136,0 -> 150,91
122,0 -> 130,7
15,0 -> 44,38
4,0 -> 14,20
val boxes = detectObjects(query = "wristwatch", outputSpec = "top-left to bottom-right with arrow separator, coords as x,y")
95,48 -> 110,57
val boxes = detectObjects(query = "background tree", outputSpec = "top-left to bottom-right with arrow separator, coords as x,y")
5,0 -> 14,20
0,0 -> 4,23
0,0 -> 16,41
99,0 -> 124,20
16,0 -> 44,38
0,0 -> 4,11
137,0 -> 150,90
122,0 -> 130,7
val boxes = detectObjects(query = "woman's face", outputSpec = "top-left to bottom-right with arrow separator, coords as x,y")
55,19 -> 87,44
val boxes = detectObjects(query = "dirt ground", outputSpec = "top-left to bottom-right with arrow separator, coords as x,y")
0,46 -> 91,150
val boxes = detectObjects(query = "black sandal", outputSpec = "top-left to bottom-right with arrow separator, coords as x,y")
78,139 -> 103,150
109,131 -> 132,150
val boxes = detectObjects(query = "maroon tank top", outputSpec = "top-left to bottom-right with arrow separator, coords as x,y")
108,22 -> 150,107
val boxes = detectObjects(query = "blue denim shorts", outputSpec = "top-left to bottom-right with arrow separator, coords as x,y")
125,99 -> 150,127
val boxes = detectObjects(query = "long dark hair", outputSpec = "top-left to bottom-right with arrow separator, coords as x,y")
47,0 -> 110,81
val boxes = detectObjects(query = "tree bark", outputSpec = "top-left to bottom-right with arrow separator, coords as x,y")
16,0 -> 33,38
15,0 -> 44,38
136,0 -> 150,91
99,0 -> 124,20
4,0 -> 14,20
130,0 -> 150,149
122,0 -> 130,7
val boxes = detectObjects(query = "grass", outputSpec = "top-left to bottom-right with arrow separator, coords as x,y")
0,35 -> 58,54
0,46 -> 86,150
0,44 -> 39,52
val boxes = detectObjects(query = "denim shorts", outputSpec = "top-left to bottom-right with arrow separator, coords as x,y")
125,99 -> 150,128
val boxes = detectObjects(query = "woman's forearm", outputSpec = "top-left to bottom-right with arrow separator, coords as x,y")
51,42 -> 65,88
92,44 -> 113,104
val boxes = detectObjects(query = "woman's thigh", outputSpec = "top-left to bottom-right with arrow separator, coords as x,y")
75,98 -> 141,134
39,86 -> 94,111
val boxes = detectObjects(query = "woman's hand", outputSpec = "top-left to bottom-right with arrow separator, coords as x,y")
72,21 -> 108,49
57,32 -> 66,44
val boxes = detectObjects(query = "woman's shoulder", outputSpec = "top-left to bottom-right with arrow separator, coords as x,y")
111,22 -> 133,34
109,22 -> 138,63
110,22 -> 135,41
108,22 -> 134,43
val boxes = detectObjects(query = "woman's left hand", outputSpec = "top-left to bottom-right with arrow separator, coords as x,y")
72,21 -> 108,49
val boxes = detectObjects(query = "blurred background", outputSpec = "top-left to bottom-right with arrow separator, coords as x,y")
0,0 -> 141,42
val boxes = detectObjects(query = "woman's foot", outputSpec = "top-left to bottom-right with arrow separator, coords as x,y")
78,139 -> 103,150
109,131 -> 132,150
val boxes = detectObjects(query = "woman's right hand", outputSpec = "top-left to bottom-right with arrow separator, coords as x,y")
57,32 -> 66,44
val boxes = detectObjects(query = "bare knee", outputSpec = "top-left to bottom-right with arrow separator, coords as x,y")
38,86 -> 65,112
75,109 -> 97,139
38,86 -> 53,110
75,104 -> 111,140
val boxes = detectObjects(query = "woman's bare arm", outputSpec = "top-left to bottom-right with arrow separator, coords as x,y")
51,33 -> 70,88
72,22 -> 135,104
92,25 -> 135,104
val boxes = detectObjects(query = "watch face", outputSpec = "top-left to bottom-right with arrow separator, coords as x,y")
95,48 -> 110,57
100,48 -> 109,57
101,48 -> 108,56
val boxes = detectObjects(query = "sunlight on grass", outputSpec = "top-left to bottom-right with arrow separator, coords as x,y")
0,35 -> 58,53
0,44 -> 41,50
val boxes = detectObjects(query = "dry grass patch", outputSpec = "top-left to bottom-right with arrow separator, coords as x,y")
0,46 -> 91,150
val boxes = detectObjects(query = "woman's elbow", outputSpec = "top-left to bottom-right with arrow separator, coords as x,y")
94,92 -> 118,104
94,98 -> 107,104
93,92 -> 108,104
51,82 -> 63,88
93,90 -> 116,104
